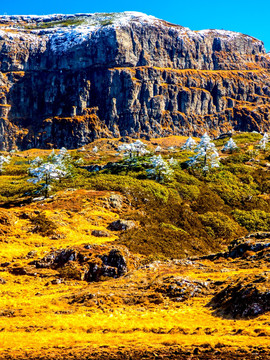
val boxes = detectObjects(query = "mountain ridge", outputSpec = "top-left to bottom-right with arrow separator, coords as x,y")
0,12 -> 270,150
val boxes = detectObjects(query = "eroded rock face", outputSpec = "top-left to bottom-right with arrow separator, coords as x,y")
0,12 -> 270,149
209,274 -> 270,318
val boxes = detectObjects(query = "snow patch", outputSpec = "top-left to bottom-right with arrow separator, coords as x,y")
0,12 -> 264,53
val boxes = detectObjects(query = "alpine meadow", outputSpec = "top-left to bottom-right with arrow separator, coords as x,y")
0,11 -> 270,360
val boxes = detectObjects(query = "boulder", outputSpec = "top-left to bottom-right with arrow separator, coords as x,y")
31,248 -> 78,269
91,230 -> 110,237
84,261 -> 118,282
154,276 -> 210,302
108,219 -> 136,231
101,249 -> 128,276
108,194 -> 123,209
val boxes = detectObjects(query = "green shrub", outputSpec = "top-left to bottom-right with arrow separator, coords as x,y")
251,168 -> 270,194
233,209 -> 270,232
191,188 -> 226,214
223,163 -> 253,175
206,171 -> 257,208
174,169 -> 201,185
103,158 -> 147,175
199,212 -> 246,239
221,152 -> 250,165
4,162 -> 29,176
118,223 -> 200,258
85,174 -> 170,204
233,132 -> 262,144
160,223 -> 188,233
0,175 -> 37,203
175,183 -> 200,201
212,136 -> 231,147
241,196 -> 270,212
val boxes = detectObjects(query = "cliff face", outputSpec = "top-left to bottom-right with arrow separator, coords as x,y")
0,12 -> 270,149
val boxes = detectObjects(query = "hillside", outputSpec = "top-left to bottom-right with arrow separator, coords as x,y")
1,133 -> 270,359
0,12 -> 270,150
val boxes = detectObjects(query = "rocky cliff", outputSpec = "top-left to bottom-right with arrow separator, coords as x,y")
0,12 -> 270,149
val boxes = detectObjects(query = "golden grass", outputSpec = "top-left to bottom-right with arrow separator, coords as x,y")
1,270 -> 270,355
1,211 -> 270,356
1,144 -> 270,358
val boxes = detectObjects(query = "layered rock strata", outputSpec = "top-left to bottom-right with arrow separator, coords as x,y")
0,12 -> 269,149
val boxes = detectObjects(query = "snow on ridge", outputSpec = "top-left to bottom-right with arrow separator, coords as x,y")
0,12 -> 162,53
198,29 -> 263,44
0,12 -> 263,53
0,11 -> 158,25
198,29 -> 241,37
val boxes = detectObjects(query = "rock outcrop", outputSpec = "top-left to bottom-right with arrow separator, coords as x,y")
28,245 -> 129,282
209,273 -> 270,318
0,12 -> 270,149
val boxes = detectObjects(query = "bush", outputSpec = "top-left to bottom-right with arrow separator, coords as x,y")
206,171 -> 257,208
86,174 -> 170,204
174,169 -> 201,185
191,188 -> 226,214
4,162 -> 29,176
175,183 -> 200,201
233,209 -> 270,232
251,168 -> 270,194
119,223 -> 200,258
199,212 -> 246,239
223,163 -> 253,175
0,175 -> 37,203
103,158 -> 147,175
221,152 -> 250,165
233,132 -> 262,144
30,213 -> 57,236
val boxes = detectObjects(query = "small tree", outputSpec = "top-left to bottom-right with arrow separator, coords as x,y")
146,155 -> 173,183
188,133 -> 220,172
0,155 -> 10,174
222,138 -> 238,153
258,133 -> 269,152
118,140 -> 149,158
28,148 -> 72,198
28,162 -> 67,198
48,147 -> 73,177
181,136 -> 197,150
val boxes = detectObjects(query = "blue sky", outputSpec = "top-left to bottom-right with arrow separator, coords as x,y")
1,0 -> 269,52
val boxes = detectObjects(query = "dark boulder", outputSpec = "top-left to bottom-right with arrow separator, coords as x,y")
108,219 -> 136,231
101,249 -> 128,276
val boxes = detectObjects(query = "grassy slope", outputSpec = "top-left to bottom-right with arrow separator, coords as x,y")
0,133 -> 270,358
